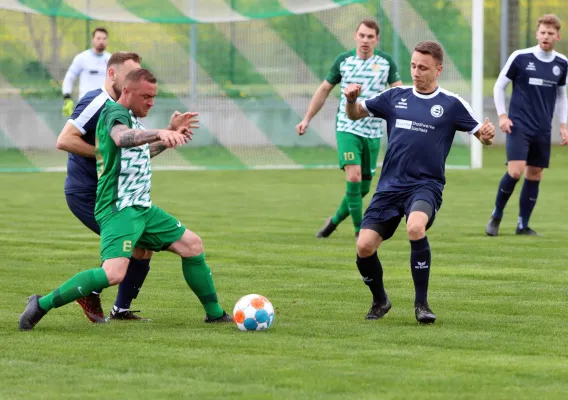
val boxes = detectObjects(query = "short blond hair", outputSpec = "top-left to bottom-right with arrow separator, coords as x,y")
537,14 -> 561,31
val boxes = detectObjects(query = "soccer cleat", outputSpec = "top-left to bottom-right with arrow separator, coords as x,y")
76,293 -> 106,323
19,295 -> 47,331
515,226 -> 539,236
316,217 -> 338,238
204,311 -> 234,323
485,216 -> 501,236
415,303 -> 436,324
365,297 -> 392,320
108,308 -> 151,322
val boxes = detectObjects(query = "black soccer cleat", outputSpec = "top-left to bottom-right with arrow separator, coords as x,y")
204,311 -> 234,323
365,297 -> 392,320
515,226 -> 539,236
415,303 -> 436,324
108,308 -> 151,322
19,295 -> 47,331
485,216 -> 501,237
316,217 -> 337,238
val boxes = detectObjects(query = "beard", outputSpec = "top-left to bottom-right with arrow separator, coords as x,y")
112,82 -> 122,100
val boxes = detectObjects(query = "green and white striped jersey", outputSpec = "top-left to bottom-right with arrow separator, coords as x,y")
94,101 -> 152,221
326,49 -> 400,138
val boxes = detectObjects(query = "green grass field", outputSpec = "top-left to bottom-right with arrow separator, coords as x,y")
1,145 -> 567,399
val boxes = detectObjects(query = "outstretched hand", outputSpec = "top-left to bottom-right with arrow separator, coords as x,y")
478,117 -> 495,145
169,111 -> 200,131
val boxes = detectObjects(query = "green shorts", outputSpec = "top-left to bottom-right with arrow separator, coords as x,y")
336,131 -> 381,179
98,205 -> 186,262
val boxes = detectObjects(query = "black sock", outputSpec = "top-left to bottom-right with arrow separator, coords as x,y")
356,252 -> 387,303
114,258 -> 151,310
518,179 -> 540,229
493,172 -> 519,219
410,237 -> 431,305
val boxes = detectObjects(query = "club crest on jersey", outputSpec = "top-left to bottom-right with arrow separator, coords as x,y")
371,63 -> 380,72
430,105 -> 444,118
553,65 -> 561,76
526,62 -> 536,71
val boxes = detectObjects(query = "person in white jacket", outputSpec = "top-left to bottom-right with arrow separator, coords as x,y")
61,27 -> 111,117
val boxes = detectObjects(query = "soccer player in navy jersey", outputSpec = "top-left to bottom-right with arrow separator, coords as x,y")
344,41 -> 495,324
485,14 -> 568,237
56,52 -> 198,322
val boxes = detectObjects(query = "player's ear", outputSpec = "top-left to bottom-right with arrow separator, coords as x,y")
437,64 -> 443,77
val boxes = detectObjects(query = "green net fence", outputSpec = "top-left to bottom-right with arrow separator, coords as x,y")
0,0 -> 477,172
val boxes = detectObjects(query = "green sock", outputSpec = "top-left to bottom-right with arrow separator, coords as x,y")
346,181 -> 363,232
361,179 -> 372,198
182,254 -> 224,318
331,197 -> 349,225
38,268 -> 110,312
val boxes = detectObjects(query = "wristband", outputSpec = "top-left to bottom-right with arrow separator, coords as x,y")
347,99 -> 357,104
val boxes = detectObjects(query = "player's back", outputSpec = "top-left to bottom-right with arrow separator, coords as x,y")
503,46 -> 567,134
362,86 -> 481,193
94,102 -> 152,221
65,88 -> 111,196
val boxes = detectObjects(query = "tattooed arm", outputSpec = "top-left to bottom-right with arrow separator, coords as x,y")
149,142 -> 168,158
110,124 -> 161,148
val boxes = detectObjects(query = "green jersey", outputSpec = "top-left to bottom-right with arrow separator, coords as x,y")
326,49 -> 400,139
94,101 -> 152,221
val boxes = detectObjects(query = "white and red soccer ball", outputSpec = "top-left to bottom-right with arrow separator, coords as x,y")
233,294 -> 275,331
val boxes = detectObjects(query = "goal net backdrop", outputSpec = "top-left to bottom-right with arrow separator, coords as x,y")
0,0 -> 475,172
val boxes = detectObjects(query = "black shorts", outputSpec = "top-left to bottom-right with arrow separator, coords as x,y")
506,129 -> 551,168
361,186 -> 442,241
65,192 -> 100,235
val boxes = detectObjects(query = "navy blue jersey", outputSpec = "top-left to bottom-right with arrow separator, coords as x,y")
64,88 -> 112,194
362,86 -> 481,194
502,46 -> 568,134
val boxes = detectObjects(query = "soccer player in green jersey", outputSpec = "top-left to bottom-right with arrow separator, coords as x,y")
19,68 -> 233,330
296,19 -> 402,238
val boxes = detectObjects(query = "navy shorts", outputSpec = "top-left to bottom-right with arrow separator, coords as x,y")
506,129 -> 551,168
361,186 -> 442,241
65,192 -> 100,235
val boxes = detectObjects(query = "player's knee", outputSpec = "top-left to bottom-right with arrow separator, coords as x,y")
175,230 -> 204,258
357,236 -> 377,258
102,258 -> 130,285
132,247 -> 152,260
345,165 -> 362,182
406,220 -> 426,241
525,167 -> 543,181
507,165 -> 523,180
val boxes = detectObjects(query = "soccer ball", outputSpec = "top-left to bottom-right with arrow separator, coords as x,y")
233,294 -> 275,331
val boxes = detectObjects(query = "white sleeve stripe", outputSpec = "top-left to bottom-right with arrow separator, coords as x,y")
469,123 -> 482,135
493,75 -> 511,116
69,92 -> 108,133
68,119 -> 87,135
361,100 -> 373,117
498,47 -> 535,78
556,84 -> 567,124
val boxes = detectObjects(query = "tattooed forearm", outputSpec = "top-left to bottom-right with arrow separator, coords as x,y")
110,124 -> 161,148
149,142 -> 168,158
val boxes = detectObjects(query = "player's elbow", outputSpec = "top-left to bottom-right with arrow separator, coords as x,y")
55,134 -> 70,152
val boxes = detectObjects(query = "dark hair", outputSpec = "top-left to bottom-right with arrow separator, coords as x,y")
356,19 -> 379,36
107,52 -> 142,70
537,14 -> 561,31
92,27 -> 108,38
124,68 -> 157,85
414,41 -> 444,64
